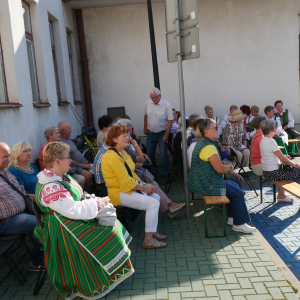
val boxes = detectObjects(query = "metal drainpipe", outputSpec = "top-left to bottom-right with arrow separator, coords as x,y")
147,0 -> 160,90
75,9 -> 94,125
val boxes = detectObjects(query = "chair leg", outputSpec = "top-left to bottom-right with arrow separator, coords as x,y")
33,260 -> 47,296
204,202 -> 208,238
223,204 -> 227,237
273,184 -> 276,203
20,236 -> 33,256
165,167 -> 177,193
126,208 -> 131,234
4,252 -> 27,284
260,176 -> 263,203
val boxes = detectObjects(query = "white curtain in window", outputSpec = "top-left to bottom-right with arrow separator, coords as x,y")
26,39 -> 39,103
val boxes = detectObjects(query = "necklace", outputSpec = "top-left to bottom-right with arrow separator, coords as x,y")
15,165 -> 35,174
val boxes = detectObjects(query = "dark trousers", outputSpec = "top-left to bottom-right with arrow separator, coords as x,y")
146,130 -> 170,179
226,180 -> 250,226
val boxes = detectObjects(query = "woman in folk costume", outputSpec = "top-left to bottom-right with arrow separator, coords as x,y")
264,105 -> 288,155
274,100 -> 299,155
204,105 -> 222,137
240,105 -> 251,140
34,142 -> 134,300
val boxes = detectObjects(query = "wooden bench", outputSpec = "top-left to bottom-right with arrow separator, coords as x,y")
203,195 -> 230,238
288,139 -> 300,144
259,178 -> 300,203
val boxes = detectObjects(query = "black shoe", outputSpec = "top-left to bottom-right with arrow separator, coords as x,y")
29,261 -> 46,272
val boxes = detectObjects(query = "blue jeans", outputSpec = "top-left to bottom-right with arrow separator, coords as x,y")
225,180 -> 250,225
229,174 -> 243,190
0,213 -> 44,265
146,130 -> 170,179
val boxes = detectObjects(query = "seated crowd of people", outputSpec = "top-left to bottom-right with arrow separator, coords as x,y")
1,89 -> 299,299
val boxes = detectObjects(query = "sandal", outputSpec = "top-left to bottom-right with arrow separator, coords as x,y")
277,197 -> 293,203
153,233 -> 167,240
143,238 -> 167,249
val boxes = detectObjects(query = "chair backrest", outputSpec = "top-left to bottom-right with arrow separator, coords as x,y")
32,201 -> 44,229
34,158 -> 41,172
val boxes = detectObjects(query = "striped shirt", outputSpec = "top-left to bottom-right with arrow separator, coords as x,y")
0,169 -> 26,219
93,144 -> 109,184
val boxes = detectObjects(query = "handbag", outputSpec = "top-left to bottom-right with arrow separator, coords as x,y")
0,173 -> 34,215
279,163 -> 293,173
95,203 -> 117,227
109,148 -> 143,194
286,127 -> 300,139
135,168 -> 154,184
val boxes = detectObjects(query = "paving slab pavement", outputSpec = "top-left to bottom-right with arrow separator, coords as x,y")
1,173 -> 299,299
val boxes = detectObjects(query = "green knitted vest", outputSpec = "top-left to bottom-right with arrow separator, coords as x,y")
186,137 -> 225,195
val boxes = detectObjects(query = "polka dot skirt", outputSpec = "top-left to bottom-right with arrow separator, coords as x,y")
263,168 -> 300,184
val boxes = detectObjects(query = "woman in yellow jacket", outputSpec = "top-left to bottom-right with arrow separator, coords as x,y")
101,125 -> 167,249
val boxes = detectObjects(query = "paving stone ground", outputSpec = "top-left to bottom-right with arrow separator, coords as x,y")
1,169 -> 300,299
246,185 -> 300,281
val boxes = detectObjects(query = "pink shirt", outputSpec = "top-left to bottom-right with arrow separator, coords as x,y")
250,131 -> 263,165
38,141 -> 50,170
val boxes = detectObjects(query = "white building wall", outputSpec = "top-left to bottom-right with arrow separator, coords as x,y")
83,0 -> 300,135
0,0 -> 85,159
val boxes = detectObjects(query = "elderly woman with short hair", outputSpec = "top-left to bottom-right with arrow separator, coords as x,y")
250,116 -> 292,203
38,126 -> 60,170
8,142 -> 39,197
222,110 -> 250,168
34,141 -> 134,299
260,119 -> 300,194
187,119 -> 255,233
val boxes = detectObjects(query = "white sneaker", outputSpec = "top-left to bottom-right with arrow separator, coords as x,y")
232,223 -> 256,233
227,217 -> 233,225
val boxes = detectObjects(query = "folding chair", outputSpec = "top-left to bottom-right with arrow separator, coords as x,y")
31,201 -> 47,296
0,240 -> 27,285
230,148 -> 258,196
165,143 -> 182,193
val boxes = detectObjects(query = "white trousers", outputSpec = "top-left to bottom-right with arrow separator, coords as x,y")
119,191 -> 160,233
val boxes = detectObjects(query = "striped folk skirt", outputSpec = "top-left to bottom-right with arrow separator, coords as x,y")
34,213 -> 134,300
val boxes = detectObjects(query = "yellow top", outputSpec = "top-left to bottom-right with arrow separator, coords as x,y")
101,148 -> 140,206
199,145 -> 219,161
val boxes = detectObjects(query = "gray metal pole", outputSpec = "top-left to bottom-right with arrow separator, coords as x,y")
174,0 -> 191,220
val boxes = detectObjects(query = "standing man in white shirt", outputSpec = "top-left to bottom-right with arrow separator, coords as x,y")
144,88 -> 173,185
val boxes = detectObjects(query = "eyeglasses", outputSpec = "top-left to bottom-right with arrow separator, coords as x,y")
210,126 -> 218,130
150,95 -> 160,100
59,156 -> 71,161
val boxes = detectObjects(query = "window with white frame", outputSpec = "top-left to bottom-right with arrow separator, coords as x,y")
67,32 -> 75,102
49,20 -> 61,102
0,39 -> 7,103
22,1 -> 39,103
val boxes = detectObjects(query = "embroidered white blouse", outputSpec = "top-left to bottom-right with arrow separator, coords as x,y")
38,170 -> 108,220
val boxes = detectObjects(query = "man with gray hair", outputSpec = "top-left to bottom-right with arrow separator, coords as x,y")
144,87 -> 173,184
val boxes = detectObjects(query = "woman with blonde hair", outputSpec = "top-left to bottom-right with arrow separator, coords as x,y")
204,105 -> 222,137
8,142 -> 38,196
34,141 -> 134,299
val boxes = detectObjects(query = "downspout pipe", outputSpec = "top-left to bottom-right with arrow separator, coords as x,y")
75,9 -> 94,125
147,0 -> 160,90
